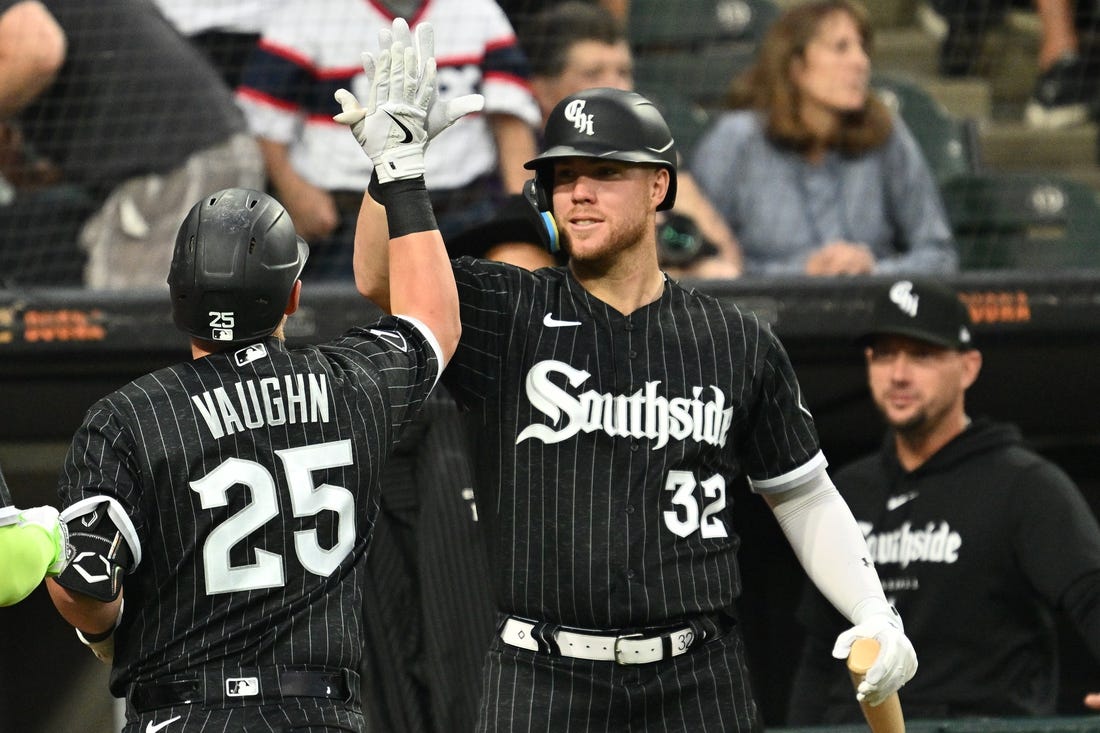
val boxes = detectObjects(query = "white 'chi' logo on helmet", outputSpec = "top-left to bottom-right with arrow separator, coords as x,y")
564,99 -> 595,135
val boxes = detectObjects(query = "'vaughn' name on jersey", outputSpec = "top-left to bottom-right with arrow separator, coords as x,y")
192,373 -> 331,439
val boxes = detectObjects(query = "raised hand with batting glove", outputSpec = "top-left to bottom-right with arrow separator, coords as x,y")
333,18 -> 484,183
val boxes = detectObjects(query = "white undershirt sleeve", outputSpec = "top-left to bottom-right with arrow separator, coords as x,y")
766,471 -> 893,624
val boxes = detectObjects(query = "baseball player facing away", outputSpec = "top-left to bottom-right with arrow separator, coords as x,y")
345,24 -> 918,732
43,45 -> 477,731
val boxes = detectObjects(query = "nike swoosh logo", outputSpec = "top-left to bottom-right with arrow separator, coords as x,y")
384,111 -> 413,143
646,140 -> 675,154
369,328 -> 409,352
146,715 -> 182,733
543,313 -> 582,328
885,492 -> 919,512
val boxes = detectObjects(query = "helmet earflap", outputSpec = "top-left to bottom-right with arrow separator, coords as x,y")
522,177 -> 560,254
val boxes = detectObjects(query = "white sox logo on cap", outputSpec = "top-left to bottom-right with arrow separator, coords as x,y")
564,99 -> 595,135
889,280 -> 919,318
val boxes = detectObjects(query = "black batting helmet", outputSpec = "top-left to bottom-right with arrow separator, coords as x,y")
525,87 -> 678,210
168,188 -> 309,343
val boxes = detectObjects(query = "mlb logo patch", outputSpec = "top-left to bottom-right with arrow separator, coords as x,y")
234,343 -> 268,366
225,677 -> 259,697
212,328 -> 234,341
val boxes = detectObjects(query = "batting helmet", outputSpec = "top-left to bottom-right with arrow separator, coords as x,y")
525,87 -> 678,211
168,188 -> 309,343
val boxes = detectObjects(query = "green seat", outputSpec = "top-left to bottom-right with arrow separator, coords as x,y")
636,91 -> 713,157
630,0 -> 776,112
628,0 -> 778,52
941,172 -> 1100,271
871,72 -> 981,184
633,44 -> 758,112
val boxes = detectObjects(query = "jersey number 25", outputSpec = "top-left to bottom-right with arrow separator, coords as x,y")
191,440 -> 355,595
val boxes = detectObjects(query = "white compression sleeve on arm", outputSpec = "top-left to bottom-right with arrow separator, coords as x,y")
767,472 -> 892,624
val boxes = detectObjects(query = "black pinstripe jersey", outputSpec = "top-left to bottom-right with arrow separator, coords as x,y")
55,315 -> 440,698
443,257 -> 825,629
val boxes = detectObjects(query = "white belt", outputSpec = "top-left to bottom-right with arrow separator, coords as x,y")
499,616 -> 700,665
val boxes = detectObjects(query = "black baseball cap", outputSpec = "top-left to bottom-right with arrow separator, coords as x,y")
857,279 -> 974,350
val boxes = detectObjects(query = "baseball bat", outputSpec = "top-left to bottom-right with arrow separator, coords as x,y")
847,637 -> 905,733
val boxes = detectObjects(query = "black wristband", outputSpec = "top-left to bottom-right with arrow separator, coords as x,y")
371,174 -> 438,239
79,624 -> 115,643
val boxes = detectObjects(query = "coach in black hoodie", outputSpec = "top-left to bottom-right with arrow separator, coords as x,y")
788,278 -> 1100,723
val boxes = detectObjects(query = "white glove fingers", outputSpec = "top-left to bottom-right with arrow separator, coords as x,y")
390,17 -> 413,52
414,58 -> 437,111
363,54 -> 380,114
413,22 -> 434,79
830,629 -> 857,660
864,635 -> 899,686
378,26 -> 393,54
450,94 -> 485,119
403,44 -> 421,105
332,89 -> 365,125
388,41 -> 407,104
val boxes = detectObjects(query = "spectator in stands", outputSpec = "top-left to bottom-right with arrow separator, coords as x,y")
922,0 -> 1097,130
0,0 -> 264,290
499,0 -> 627,38
691,0 -> 958,277
788,279 -> 1100,722
152,0 -> 291,89
450,1 -> 743,278
237,0 -> 541,281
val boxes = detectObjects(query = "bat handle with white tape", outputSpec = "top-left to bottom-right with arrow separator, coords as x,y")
847,637 -> 906,733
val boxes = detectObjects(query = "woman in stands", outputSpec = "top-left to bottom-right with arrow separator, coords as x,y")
691,0 -> 958,276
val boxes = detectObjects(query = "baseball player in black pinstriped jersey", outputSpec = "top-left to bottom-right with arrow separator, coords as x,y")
44,31 -> 480,731
349,29 -> 921,725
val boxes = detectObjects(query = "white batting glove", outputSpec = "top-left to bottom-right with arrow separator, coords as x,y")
832,606 -> 917,705
333,19 -> 482,181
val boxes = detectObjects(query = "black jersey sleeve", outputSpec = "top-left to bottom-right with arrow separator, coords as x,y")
443,257 -> 530,409
741,322 -> 824,489
57,403 -> 142,536
325,313 -> 444,449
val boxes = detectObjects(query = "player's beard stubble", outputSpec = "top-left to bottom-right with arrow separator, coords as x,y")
560,208 -> 654,273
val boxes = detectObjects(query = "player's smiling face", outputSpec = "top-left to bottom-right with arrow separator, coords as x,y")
865,335 -> 978,437
551,157 -> 665,261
